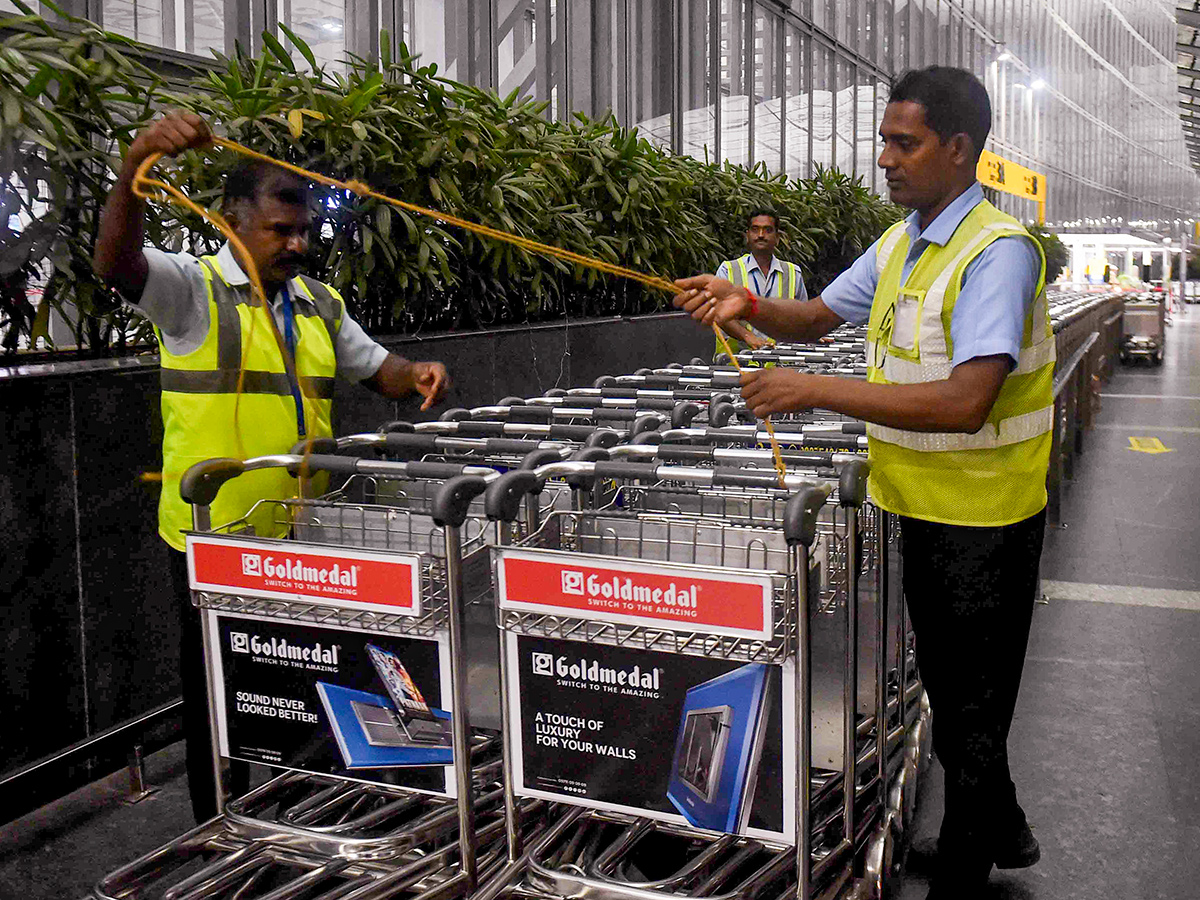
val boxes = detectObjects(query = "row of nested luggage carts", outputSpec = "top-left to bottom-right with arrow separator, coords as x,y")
96,319 -> 972,900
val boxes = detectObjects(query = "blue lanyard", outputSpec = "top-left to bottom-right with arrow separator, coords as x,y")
749,263 -> 776,297
280,284 -> 307,438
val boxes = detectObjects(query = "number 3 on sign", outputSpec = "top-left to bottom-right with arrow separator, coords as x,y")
1127,436 -> 1173,454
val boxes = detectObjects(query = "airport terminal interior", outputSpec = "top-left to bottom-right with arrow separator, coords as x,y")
2,1 -> 1200,899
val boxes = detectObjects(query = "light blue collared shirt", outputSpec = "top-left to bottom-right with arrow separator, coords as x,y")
821,182 -> 1040,368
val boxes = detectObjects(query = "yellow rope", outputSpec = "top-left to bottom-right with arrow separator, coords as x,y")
132,136 -> 787,487
711,325 -> 788,488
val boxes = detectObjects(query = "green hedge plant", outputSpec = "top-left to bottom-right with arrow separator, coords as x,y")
0,11 -> 902,355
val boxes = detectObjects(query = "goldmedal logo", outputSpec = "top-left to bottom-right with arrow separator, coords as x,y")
561,569 -> 700,609
229,631 -> 341,669
532,651 -> 663,697
237,551 -> 361,589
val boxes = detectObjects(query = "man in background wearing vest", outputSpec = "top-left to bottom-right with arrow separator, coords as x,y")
93,111 -> 452,823
713,208 -> 807,358
674,67 -> 1050,899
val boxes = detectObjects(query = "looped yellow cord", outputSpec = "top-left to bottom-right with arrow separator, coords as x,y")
711,325 -> 788,488
133,136 -> 789,487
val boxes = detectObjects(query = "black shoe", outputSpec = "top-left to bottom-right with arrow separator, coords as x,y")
993,822 -> 1040,869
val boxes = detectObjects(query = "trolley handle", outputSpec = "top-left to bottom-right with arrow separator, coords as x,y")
376,420 -> 415,434
287,436 -> 340,455
179,458 -> 246,507
632,430 -> 664,445
711,468 -> 795,489
432,475 -> 490,528
709,401 -> 736,428
520,448 -> 565,470
584,428 -> 621,448
485,470 -> 543,522
784,485 -> 833,548
565,447 -> 611,488
838,458 -> 871,508
670,401 -> 702,428
439,407 -> 474,422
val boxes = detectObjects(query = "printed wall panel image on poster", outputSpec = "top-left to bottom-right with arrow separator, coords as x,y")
207,612 -> 455,795
506,633 -> 794,841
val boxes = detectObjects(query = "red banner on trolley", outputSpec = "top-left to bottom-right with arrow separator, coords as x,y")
187,534 -> 422,616
494,549 -> 774,640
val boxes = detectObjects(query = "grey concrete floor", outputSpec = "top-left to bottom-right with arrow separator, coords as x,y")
3,307 -> 1199,900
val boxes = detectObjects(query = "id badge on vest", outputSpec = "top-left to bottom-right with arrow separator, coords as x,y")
888,287 -> 925,360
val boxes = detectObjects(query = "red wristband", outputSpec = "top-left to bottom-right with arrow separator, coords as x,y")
748,292 -> 760,318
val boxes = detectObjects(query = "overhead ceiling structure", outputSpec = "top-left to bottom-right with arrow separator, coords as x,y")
1179,3 -> 1200,173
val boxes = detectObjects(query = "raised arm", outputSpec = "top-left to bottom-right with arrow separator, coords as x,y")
93,111 -> 212,300
673,275 -> 845,343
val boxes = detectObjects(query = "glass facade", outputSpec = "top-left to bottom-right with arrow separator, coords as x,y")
36,0 -> 1200,228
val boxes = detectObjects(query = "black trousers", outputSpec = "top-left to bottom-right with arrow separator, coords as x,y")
168,549 -> 248,822
899,508 -> 1045,881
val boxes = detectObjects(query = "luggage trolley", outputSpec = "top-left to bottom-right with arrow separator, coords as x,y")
476,458 -> 890,900
140,455 -> 496,898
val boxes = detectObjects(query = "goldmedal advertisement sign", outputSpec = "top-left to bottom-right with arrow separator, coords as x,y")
504,632 -> 795,841
204,611 -> 457,796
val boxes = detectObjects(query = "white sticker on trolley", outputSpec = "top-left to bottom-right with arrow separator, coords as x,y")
187,534 -> 422,616
495,549 -> 774,640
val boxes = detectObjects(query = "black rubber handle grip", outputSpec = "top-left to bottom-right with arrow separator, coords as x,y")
520,448 -> 564,471
666,363 -> 684,371
671,402 -> 702,428
544,388 -> 567,398
634,367 -> 654,376
548,424 -> 607,441
506,406 -> 554,423
498,396 -> 527,406
288,436 -> 339,456
433,475 -> 489,528
708,401 -> 736,428
383,432 -> 443,455
377,421 -> 415,434
592,461 -> 660,482
589,408 -> 638,421
286,454 -> 360,478
714,353 -> 730,365
567,448 -> 610,488
802,434 -> 861,450
439,407 -> 473,422
592,375 -> 616,388
480,438 -> 544,454
708,392 -> 735,405
843,422 -> 867,435
632,431 -> 664,445
180,458 -> 245,506
711,468 -> 790,488
780,451 -> 835,468
631,414 -> 665,436
584,429 -> 621,448
838,458 -> 871,508
596,387 -> 640,399
689,357 -> 708,366
656,445 -> 715,463
455,421 -> 506,437
405,460 -> 473,480
784,487 -> 830,548
485,470 -> 542,522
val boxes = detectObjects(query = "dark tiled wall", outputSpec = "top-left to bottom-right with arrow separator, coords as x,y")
0,313 -> 713,778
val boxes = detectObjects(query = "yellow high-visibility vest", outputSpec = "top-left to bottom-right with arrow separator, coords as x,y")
156,255 -> 342,550
715,256 -> 804,360
865,201 -> 1055,526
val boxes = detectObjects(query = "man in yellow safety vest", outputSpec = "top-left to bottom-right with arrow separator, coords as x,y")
93,111 -> 452,822
674,67 -> 1049,899
713,209 -> 807,358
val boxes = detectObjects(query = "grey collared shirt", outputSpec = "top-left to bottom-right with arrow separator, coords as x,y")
130,242 -> 388,384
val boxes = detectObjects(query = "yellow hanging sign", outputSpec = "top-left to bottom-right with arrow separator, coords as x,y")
977,149 -> 1046,224
1127,436 -> 1173,454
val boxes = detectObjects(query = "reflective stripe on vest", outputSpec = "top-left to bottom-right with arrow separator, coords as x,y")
868,405 -> 1053,452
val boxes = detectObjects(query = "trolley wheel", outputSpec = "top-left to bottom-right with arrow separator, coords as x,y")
1153,351 -> 1163,366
